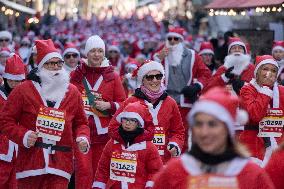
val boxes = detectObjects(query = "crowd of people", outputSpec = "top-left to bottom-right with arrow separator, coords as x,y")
0,15 -> 284,189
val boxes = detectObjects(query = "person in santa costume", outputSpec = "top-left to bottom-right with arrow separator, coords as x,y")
107,42 -> 125,76
204,37 -> 254,95
198,41 -> 218,75
109,60 -> 184,163
0,54 -> 25,189
0,39 -> 90,189
93,102 -> 163,189
271,41 -> 284,84
0,47 -> 11,84
0,30 -> 12,48
70,35 -> 126,189
239,55 -> 284,168
153,26 -> 211,152
62,42 -> 81,73
265,142 -> 284,189
153,87 -> 274,189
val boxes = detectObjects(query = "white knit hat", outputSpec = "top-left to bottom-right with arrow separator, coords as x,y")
85,35 -> 105,55
0,30 -> 12,41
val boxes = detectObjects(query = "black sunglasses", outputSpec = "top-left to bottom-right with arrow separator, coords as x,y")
167,37 -> 180,42
0,38 -> 9,42
65,53 -> 79,59
145,73 -> 163,81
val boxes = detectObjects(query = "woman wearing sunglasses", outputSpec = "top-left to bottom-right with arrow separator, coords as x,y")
153,87 -> 274,189
62,42 -> 81,73
109,60 -> 185,163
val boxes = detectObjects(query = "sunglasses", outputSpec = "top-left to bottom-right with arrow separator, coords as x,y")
45,60 -> 64,67
167,37 -> 180,42
0,38 -> 9,42
65,53 -> 79,59
144,73 -> 163,81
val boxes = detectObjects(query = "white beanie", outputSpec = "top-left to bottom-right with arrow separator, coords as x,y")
0,31 -> 12,41
85,35 -> 105,55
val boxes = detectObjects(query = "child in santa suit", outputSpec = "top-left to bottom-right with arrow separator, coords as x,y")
153,87 -> 274,189
93,102 -> 163,189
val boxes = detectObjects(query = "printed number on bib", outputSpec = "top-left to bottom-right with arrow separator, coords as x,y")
258,108 -> 284,138
188,174 -> 239,189
153,126 -> 166,155
110,150 -> 137,183
36,106 -> 65,141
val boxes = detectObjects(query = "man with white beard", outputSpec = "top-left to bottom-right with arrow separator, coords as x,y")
154,27 -> 211,151
0,39 -> 90,189
204,37 -> 255,95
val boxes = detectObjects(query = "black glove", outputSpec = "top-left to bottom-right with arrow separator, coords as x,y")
231,78 -> 245,95
181,83 -> 201,103
225,66 -> 235,80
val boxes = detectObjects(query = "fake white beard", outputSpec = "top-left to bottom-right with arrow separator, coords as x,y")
166,41 -> 184,67
38,67 -> 70,102
224,53 -> 251,76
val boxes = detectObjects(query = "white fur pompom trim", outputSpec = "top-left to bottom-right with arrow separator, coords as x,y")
146,102 -> 153,109
237,109 -> 249,125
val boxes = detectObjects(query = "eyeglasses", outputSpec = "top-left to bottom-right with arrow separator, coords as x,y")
65,53 -> 79,59
0,38 -> 10,42
167,37 -> 180,42
144,73 -> 163,81
44,60 -> 64,68
121,117 -> 138,124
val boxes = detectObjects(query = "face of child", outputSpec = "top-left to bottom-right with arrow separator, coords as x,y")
121,118 -> 139,132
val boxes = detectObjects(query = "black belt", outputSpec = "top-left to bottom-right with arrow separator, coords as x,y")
35,142 -> 71,152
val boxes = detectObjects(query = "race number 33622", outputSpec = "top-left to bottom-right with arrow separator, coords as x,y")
36,106 -> 65,141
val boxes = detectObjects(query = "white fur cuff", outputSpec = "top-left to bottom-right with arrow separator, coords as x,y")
23,130 -> 33,148
221,73 -> 230,83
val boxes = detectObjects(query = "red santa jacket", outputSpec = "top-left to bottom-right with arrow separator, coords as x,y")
265,148 -> 284,189
0,80 -> 89,180
204,64 -> 255,93
239,79 -> 284,164
109,90 -> 184,163
0,90 -> 17,163
153,154 -> 275,189
93,139 -> 163,189
70,62 -> 126,144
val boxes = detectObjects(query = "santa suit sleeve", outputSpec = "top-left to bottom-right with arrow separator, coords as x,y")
145,142 -> 163,189
93,140 -> 113,189
167,100 -> 184,155
192,53 -> 211,90
203,66 -> 227,93
240,83 -> 272,125
0,85 -> 29,147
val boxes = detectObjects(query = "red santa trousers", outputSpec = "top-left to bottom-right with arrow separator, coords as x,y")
178,106 -> 190,152
0,159 -> 17,189
17,174 -> 69,189
91,142 -> 106,175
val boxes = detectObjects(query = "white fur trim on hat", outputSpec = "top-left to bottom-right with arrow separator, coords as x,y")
166,32 -> 184,41
63,48 -> 80,57
0,31 -> 12,41
228,41 -> 246,54
254,59 -> 279,77
188,100 -> 235,138
3,73 -> 25,80
137,61 -> 165,86
108,45 -> 120,53
38,52 -> 63,69
0,51 -> 10,57
85,35 -> 105,55
116,111 -> 144,128
272,46 -> 284,53
199,49 -> 214,55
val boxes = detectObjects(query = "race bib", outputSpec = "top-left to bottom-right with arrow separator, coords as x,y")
152,126 -> 166,155
188,174 -> 239,189
36,106 -> 65,141
258,108 -> 284,138
110,150 -> 137,183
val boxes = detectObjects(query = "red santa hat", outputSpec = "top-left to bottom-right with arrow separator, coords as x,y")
198,42 -> 214,55
272,41 -> 284,53
35,39 -> 63,68
85,35 -> 105,55
188,87 -> 248,139
0,47 -> 11,56
3,54 -> 25,80
228,37 -> 247,54
132,60 -> 164,86
108,41 -> 120,53
116,101 -> 152,128
254,55 -> 278,77
166,27 -> 186,41
62,42 -> 80,57
0,30 -> 12,41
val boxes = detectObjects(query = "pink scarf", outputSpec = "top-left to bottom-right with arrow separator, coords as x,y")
141,85 -> 164,103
